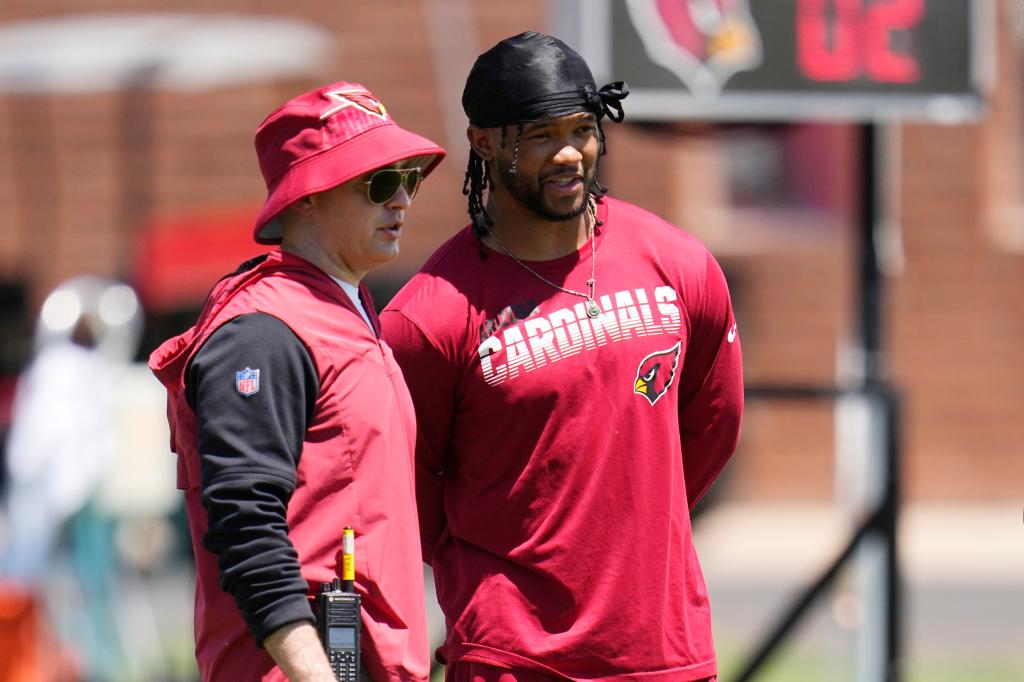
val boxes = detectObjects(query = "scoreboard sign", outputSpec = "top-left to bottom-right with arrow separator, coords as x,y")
557,0 -> 991,121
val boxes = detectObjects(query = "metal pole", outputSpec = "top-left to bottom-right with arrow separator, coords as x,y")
856,122 -> 901,682
882,387 -> 903,681
858,122 -> 883,384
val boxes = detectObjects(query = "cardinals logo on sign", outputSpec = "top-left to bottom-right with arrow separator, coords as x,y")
320,87 -> 389,121
624,0 -> 763,98
633,341 -> 682,406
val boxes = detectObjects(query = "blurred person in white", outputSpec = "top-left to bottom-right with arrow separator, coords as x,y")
0,275 -> 144,678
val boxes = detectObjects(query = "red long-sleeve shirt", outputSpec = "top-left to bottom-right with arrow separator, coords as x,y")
381,197 -> 743,680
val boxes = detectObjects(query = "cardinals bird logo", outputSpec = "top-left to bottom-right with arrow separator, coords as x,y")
320,87 -> 388,121
624,0 -> 763,98
633,341 -> 682,406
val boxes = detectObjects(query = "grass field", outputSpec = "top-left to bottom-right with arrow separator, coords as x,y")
715,639 -> 1024,682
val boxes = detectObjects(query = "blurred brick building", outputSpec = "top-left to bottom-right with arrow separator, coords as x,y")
0,0 -> 1019,502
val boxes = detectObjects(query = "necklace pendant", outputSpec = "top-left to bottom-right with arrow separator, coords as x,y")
586,299 -> 602,318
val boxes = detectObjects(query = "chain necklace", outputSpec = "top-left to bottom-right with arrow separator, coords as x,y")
487,201 -> 602,318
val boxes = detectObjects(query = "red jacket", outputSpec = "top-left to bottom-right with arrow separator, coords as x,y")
150,249 -> 429,681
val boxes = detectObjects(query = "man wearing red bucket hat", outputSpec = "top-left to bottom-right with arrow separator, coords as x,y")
149,82 -> 445,681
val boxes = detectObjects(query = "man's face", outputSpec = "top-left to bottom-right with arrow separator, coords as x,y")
493,112 -> 601,221
309,158 -> 422,279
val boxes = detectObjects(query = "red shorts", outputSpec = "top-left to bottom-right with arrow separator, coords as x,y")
446,661 -> 716,682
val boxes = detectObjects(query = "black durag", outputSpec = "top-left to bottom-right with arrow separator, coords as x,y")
462,31 -> 629,127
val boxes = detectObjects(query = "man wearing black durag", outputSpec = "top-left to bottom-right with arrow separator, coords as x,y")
382,32 -> 743,682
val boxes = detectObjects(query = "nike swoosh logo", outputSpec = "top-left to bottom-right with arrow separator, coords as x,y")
727,323 -> 737,343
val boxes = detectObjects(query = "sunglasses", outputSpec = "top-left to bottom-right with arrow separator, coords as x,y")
361,167 -> 423,204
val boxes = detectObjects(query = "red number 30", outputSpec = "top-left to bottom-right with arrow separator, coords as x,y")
798,0 -> 925,83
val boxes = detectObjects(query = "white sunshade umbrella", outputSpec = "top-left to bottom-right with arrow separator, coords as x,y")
0,12 -> 332,92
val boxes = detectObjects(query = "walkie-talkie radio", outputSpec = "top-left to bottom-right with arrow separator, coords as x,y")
317,527 -> 361,682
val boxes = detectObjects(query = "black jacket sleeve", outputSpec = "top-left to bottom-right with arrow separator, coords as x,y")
186,312 -> 320,646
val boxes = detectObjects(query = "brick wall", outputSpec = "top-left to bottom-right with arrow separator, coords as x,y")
890,4 -> 1024,500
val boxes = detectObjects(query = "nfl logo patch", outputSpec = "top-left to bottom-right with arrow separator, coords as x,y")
235,368 -> 260,397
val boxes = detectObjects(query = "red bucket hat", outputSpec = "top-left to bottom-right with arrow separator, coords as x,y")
252,81 -> 447,244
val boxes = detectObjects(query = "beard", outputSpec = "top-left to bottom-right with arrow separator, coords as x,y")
495,153 -> 600,222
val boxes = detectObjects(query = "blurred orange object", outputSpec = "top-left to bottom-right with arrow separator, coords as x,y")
133,204 -> 266,312
0,582 -> 80,682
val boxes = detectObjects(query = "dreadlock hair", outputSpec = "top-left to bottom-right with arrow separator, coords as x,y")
463,148 -> 493,241
463,124 -> 520,244
592,117 -> 611,206
464,120 -> 611,254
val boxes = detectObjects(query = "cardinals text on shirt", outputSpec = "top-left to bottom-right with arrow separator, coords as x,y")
478,285 -> 682,387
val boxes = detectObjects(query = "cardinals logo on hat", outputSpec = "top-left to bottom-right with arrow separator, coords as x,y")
624,0 -> 763,98
320,87 -> 389,121
633,341 -> 682,406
